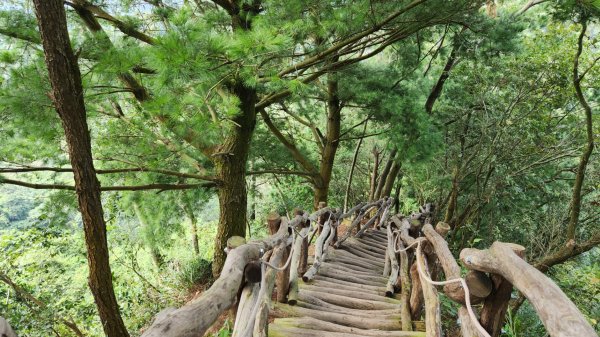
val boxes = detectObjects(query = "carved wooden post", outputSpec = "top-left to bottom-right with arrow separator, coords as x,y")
479,274 -> 513,337
329,216 -> 339,246
409,261 -> 423,320
227,236 -> 248,323
268,212 -> 286,303
317,202 -> 327,234
253,243 -> 289,337
287,224 -> 311,305
385,224 -> 399,297
416,243 -> 442,337
421,223 -> 484,337
396,239 -> 413,331
267,212 -> 282,235
276,245 -> 291,303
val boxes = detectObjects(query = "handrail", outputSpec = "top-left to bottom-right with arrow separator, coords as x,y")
460,242 -> 596,337
140,201 -> 595,337
393,204 -> 596,337
141,211 -> 307,337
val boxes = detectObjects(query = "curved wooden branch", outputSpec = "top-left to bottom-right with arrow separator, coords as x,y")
141,222 -> 291,337
460,242 -> 596,337
421,223 -> 485,337
303,218 -> 334,282
386,225 -> 400,297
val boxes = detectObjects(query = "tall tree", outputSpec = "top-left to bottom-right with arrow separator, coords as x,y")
1,0 -> 486,278
31,1 -> 129,336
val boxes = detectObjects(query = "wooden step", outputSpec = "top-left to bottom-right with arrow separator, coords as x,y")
299,282 -> 400,304
294,300 -> 401,316
271,303 -> 403,330
269,317 -> 425,337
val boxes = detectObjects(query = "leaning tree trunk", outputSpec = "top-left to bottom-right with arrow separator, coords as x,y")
212,83 -> 257,277
374,148 -> 397,200
32,1 -> 129,336
369,147 -> 380,201
380,161 -> 401,198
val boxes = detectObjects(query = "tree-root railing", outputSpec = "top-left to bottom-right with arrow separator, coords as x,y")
390,205 -> 596,337
141,200 -> 595,337
141,212 -> 306,337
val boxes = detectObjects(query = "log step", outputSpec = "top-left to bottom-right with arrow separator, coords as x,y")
269,317 -> 426,337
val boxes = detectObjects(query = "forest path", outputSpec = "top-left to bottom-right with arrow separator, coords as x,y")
268,228 -> 425,337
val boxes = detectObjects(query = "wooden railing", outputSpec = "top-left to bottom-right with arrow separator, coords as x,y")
389,207 -> 597,337
138,200 -> 595,337
141,199 -> 387,337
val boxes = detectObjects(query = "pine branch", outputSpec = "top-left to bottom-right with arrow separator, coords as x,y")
0,178 -> 217,191
275,0 -> 428,78
247,170 -> 313,177
279,103 -> 325,152
0,28 -> 41,44
534,231 -> 600,273
515,0 -> 549,16
0,166 -> 217,181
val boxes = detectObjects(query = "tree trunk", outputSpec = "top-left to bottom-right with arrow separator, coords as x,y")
212,83 -> 257,277
313,72 -> 341,209
369,147 -> 380,201
424,41 -> 459,115
182,200 -> 200,255
32,1 -> 129,336
444,166 -> 459,224
133,203 -> 165,267
380,162 -> 401,198
374,148 -> 397,200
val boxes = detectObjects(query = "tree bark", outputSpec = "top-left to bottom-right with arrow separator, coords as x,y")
374,148 -> 397,200
380,161 -> 401,198
369,147 -> 380,201
212,83 -> 257,277
32,1 -> 129,336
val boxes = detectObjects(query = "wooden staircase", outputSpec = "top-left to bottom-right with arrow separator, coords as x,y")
268,229 -> 425,337
141,200 -> 597,337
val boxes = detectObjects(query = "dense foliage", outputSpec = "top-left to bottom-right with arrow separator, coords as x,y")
0,0 -> 598,336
